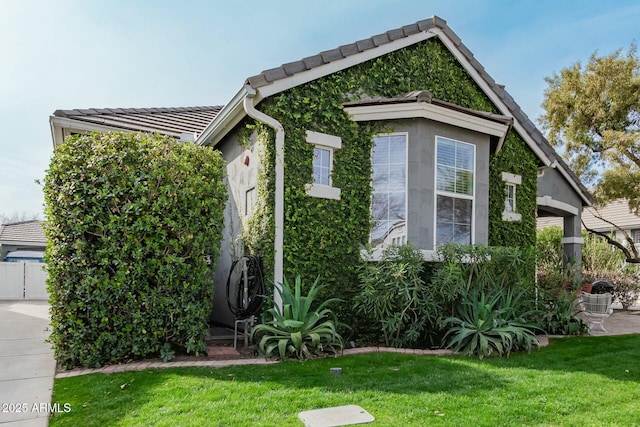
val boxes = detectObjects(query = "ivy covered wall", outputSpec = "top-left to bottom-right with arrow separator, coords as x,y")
239,37 -> 538,320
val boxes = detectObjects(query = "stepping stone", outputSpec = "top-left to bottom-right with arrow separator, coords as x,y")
298,405 -> 375,427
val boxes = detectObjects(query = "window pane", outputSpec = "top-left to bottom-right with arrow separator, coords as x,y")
436,222 -> 453,245
453,198 -> 472,224
436,195 -> 453,222
437,139 -> 455,167
437,195 -> 472,245
455,170 -> 474,195
456,145 -> 474,170
437,165 -> 456,192
313,148 -> 330,185
371,134 -> 407,248
388,164 -> 406,189
389,139 -> 406,164
437,137 -> 474,196
372,193 -> 389,222
372,137 -> 389,165
389,192 -> 406,220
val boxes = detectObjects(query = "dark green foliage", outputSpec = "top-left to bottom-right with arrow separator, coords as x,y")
443,288 -> 541,358
354,244 -> 438,347
242,37 -> 537,330
489,132 -> 538,248
535,291 -> 587,335
43,132 -> 227,368
251,276 -> 343,360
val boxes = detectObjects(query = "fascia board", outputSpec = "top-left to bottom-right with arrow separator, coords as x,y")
431,28 -> 592,206
0,240 -> 46,246
49,116 -> 127,146
537,196 -> 579,216
256,31 -> 439,99
344,102 -> 510,137
431,28 -> 552,165
196,86 -> 250,147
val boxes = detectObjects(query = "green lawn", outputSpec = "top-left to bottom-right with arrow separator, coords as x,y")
50,335 -> 640,426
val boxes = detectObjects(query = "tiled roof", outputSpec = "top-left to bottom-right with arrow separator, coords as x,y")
244,16 -> 593,206
538,199 -> 640,231
246,18 -> 442,89
0,220 -> 46,244
52,106 -> 222,139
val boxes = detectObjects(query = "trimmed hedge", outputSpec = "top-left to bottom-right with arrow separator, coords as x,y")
43,132 -> 226,368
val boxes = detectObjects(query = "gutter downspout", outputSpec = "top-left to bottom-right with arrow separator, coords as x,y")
242,85 -> 284,311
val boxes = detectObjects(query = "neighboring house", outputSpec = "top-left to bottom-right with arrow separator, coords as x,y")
538,199 -> 640,243
50,16 -> 593,326
0,220 -> 46,262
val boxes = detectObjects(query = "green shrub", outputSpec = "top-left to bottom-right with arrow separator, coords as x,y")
443,288 -> 540,358
43,132 -> 227,368
251,275 -> 343,360
354,244 -> 438,347
535,290 -> 587,335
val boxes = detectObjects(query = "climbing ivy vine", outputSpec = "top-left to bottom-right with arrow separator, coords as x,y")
240,38 -> 538,324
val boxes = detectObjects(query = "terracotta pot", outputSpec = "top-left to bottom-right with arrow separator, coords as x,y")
581,283 -> 593,293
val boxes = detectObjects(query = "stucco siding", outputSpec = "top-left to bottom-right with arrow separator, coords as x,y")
211,130 -> 262,327
384,118 -> 491,251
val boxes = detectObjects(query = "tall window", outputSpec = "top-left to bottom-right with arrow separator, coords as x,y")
436,137 -> 475,245
371,134 -> 407,247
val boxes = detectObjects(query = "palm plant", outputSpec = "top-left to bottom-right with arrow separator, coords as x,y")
251,275 -> 343,360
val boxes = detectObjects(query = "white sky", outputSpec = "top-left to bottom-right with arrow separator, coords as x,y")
1,0 -> 638,218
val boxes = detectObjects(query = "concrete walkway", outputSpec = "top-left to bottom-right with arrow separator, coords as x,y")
0,301 -> 54,427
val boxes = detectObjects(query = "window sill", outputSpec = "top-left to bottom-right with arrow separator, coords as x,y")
502,211 -> 522,222
305,183 -> 341,200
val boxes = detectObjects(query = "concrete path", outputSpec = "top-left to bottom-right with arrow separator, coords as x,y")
0,301 -> 54,427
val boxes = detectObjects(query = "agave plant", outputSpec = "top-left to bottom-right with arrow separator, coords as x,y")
251,275 -> 343,360
443,288 -> 540,358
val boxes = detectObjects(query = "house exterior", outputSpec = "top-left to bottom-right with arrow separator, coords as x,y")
50,16 -> 593,327
0,220 -> 46,262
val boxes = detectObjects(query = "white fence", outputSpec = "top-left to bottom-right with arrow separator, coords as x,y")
0,263 -> 48,300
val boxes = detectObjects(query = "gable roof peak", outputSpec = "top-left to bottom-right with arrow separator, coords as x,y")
246,16 -> 446,91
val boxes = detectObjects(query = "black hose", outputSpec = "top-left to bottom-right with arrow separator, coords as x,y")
226,255 -> 265,319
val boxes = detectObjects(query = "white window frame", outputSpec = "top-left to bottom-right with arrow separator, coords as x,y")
305,130 -> 341,200
434,136 -> 476,247
501,172 -> 522,221
370,132 -> 409,248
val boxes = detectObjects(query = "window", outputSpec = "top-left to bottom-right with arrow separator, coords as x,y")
632,230 -> 640,243
313,147 -> 331,186
505,183 -> 516,213
371,133 -> 407,247
501,172 -> 522,221
435,137 -> 474,245
305,130 -> 341,200
245,187 -> 256,217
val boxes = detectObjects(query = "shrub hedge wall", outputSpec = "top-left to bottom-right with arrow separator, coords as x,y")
43,132 -> 226,368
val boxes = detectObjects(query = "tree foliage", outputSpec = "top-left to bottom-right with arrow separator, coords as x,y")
540,44 -> 640,198
43,132 -> 226,368
540,44 -> 640,262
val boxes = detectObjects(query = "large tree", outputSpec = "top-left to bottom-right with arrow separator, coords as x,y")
540,44 -> 640,261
